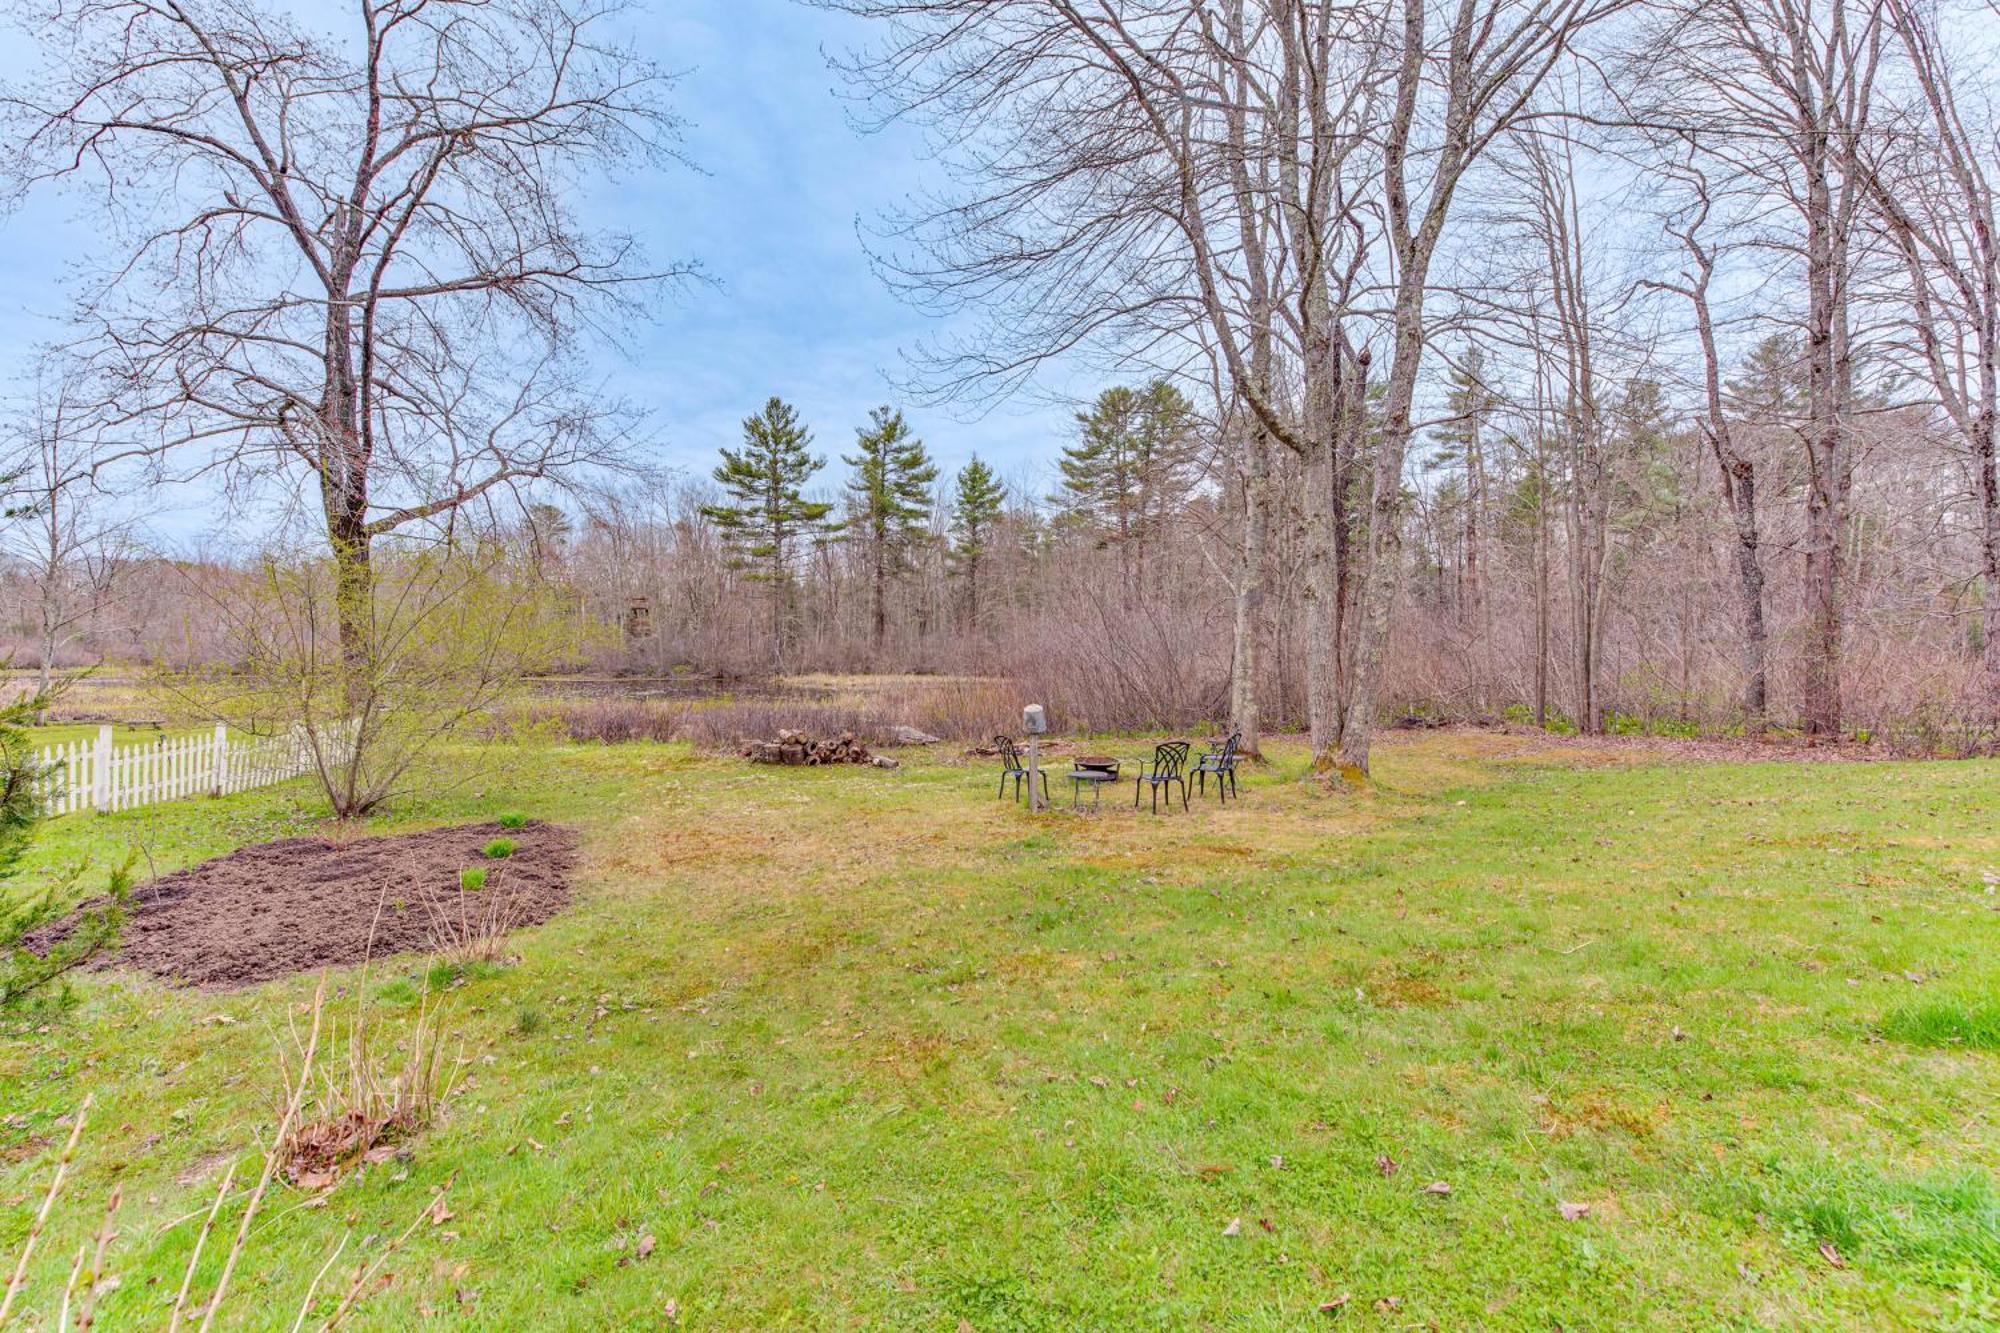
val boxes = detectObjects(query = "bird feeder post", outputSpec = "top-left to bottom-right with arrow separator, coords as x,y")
1022,704 -> 1047,813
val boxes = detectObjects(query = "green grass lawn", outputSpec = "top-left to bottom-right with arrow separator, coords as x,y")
2,733 -> 1997,1329
22,721 -> 200,749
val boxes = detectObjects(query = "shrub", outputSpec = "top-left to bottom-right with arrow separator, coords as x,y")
490,698 -> 687,744
1,681 -> 131,1025
483,838 -> 516,859
161,543 -> 597,817
460,866 -> 488,891
496,812 -> 528,829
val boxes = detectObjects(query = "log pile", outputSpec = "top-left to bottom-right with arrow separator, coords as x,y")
742,729 -> 886,767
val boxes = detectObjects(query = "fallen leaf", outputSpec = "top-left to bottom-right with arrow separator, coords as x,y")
1222,1216 -> 1243,1237
1374,1296 -> 1402,1313
1559,1201 -> 1590,1221
1317,1292 -> 1351,1314
1819,1242 -> 1847,1269
637,1234 -> 656,1260
1375,1155 -> 1398,1177
1422,1181 -> 1451,1196
425,1197 -> 454,1228
664,1297 -> 679,1322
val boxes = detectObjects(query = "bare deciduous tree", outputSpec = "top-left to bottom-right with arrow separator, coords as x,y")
1,366 -> 130,702
1637,0 -> 1888,737
1,0 -> 691,672
1857,0 -> 2000,705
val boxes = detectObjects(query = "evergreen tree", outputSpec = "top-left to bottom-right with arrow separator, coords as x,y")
842,407 -> 939,649
1426,344 -> 1499,619
702,397 -> 836,665
1056,379 -> 1197,604
949,455 -> 1007,629
1,682 -> 130,1022
1725,335 -> 1809,423
1607,376 -> 1681,521
520,502 -> 575,574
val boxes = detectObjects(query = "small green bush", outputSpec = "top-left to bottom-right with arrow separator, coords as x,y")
483,838 -> 517,859
461,866 -> 488,891
496,812 -> 528,829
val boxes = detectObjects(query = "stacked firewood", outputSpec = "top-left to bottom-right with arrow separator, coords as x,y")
741,729 -> 882,766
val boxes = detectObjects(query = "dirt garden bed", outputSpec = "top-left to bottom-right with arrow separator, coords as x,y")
30,820 -> 576,989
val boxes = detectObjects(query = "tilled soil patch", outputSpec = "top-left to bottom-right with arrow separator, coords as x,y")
31,820 -> 575,989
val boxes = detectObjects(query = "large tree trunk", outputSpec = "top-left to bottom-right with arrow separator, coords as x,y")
326,496 -> 373,691
319,281 -> 375,683
1229,424 -> 1269,759
965,553 -> 981,633
1799,92 -> 1855,739
1302,430 -> 1341,772
1723,459 -> 1770,730
1337,306 -> 1419,779
1464,415 -> 1486,713
1336,478 -> 1401,780
1977,411 -> 2000,702
1571,435 -> 1611,735
1535,452 -> 1551,729
871,535 -> 888,651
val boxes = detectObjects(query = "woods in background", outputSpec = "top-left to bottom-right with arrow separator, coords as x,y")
0,0 -> 1995,765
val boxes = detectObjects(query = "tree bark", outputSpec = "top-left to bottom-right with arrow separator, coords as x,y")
1230,423 -> 1269,760
1303,428 -> 1341,771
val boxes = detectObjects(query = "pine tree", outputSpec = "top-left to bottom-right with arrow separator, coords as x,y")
1427,344 -> 1499,620
1726,335 -> 1809,423
949,455 -> 1007,629
1057,380 -> 1196,604
702,397 -> 836,666
842,407 -> 939,649
1607,376 -> 1679,520
1,682 -> 130,1021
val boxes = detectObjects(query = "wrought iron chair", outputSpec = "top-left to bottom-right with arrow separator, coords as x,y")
1192,732 -> 1242,803
1133,740 -> 1191,813
994,735 -> 1049,804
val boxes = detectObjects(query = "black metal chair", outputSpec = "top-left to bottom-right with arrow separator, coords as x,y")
1192,732 -> 1242,803
994,735 -> 1049,804
1133,740 -> 1191,813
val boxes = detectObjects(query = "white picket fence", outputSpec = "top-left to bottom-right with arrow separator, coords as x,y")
30,723 -> 331,816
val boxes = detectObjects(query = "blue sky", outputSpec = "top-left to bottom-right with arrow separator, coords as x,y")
594,2 -> 1083,491
0,1 -> 1083,538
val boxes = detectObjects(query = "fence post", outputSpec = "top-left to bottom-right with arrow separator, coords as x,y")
92,725 -> 113,814
212,722 -> 229,797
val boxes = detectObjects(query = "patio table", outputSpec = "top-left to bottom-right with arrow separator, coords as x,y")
1068,755 -> 1121,812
